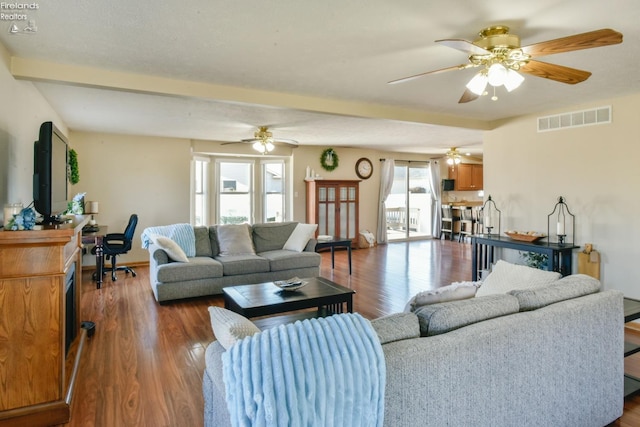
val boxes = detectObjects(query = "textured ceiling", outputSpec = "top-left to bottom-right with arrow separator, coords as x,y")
1,0 -> 639,156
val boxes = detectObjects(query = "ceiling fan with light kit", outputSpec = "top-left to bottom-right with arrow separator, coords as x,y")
442,147 -> 482,165
223,126 -> 299,154
388,26 -> 623,103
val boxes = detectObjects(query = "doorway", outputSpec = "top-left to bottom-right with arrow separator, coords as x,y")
386,163 -> 432,241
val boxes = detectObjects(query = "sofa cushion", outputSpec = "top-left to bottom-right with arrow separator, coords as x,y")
370,312 -> 420,345
258,249 -> 321,271
414,294 -> 520,336
476,260 -> 561,297
404,281 -> 481,312
208,307 -> 260,350
252,222 -> 297,253
150,235 -> 189,263
156,256 -> 223,283
215,254 -> 270,276
194,226 -> 213,257
283,223 -> 318,252
208,227 -> 220,257
509,274 -> 602,311
217,224 -> 255,256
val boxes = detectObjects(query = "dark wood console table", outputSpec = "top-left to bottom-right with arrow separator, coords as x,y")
471,234 -> 579,281
624,297 -> 640,397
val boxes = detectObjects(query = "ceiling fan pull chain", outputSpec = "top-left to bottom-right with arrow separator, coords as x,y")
491,86 -> 498,101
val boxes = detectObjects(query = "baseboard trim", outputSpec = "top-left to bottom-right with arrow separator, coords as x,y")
82,260 -> 149,272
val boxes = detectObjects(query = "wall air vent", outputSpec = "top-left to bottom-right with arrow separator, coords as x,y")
537,106 -> 611,132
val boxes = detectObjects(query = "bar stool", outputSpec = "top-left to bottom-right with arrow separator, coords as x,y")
458,207 -> 473,242
441,205 -> 456,240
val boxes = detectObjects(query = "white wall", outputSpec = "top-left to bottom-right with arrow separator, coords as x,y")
0,42 -> 66,218
69,131 -> 192,264
485,93 -> 640,297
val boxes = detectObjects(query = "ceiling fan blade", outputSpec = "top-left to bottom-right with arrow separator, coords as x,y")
387,64 -> 471,85
241,137 -> 299,147
519,60 -> 591,84
521,28 -> 622,58
436,38 -> 492,55
458,88 -> 480,104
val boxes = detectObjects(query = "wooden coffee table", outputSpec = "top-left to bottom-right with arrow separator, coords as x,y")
222,277 -> 355,329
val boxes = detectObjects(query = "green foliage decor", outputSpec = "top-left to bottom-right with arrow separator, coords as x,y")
320,148 -> 339,171
68,149 -> 80,185
520,251 -> 548,269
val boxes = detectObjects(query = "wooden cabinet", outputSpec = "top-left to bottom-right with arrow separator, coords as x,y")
450,164 -> 483,190
306,180 -> 360,246
0,217 -> 88,426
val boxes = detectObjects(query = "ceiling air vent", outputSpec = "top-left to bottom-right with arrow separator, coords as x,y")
537,106 -> 611,132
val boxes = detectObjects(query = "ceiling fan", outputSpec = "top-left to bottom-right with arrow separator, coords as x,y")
388,26 -> 623,103
440,147 -> 482,165
223,126 -> 299,154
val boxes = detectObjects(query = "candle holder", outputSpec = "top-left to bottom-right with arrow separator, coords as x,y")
547,196 -> 575,246
481,195 -> 501,236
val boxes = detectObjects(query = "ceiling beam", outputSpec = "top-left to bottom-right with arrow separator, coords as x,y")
11,56 -> 493,132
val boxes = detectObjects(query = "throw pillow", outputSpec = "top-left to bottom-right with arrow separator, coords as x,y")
208,306 -> 260,350
283,223 -> 318,252
475,260 -> 561,297
217,224 -> 255,256
150,234 -> 190,263
404,281 -> 481,312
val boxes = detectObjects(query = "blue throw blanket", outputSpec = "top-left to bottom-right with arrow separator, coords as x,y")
222,313 -> 386,427
140,223 -> 196,257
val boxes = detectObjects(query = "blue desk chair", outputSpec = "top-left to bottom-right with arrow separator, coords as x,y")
101,214 -> 138,281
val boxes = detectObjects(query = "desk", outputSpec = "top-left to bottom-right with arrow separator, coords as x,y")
315,237 -> 353,275
471,234 -> 578,281
82,225 -> 107,289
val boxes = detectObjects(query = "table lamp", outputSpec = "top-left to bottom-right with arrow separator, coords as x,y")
85,201 -> 99,225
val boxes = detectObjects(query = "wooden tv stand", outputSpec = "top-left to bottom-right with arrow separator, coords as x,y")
0,216 -> 89,426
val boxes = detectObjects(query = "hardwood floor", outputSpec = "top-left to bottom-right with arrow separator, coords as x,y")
62,239 -> 638,426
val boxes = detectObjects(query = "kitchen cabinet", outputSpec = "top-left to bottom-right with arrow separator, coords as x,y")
450,164 -> 483,191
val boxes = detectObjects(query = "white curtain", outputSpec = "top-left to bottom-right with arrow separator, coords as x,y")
376,159 -> 395,244
428,160 -> 442,238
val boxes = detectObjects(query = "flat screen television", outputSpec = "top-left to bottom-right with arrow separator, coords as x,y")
33,121 -> 69,224
442,179 -> 455,191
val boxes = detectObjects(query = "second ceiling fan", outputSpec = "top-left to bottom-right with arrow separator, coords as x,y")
388,26 -> 623,103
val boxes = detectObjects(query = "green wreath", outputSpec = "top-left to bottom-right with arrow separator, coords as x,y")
320,148 -> 339,172
68,149 -> 80,185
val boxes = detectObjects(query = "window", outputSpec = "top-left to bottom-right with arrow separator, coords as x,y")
192,157 -> 209,226
263,161 -> 285,222
218,160 -> 253,224
192,156 -> 289,225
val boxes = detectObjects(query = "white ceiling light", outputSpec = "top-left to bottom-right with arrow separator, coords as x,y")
503,69 -> 525,92
252,139 -> 274,154
466,72 -> 488,95
487,63 -> 507,86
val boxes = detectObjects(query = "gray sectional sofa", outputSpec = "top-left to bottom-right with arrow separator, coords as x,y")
203,274 -> 623,426
147,222 -> 321,302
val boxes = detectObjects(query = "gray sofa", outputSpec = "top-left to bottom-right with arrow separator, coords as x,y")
148,222 -> 321,302
203,274 -> 623,426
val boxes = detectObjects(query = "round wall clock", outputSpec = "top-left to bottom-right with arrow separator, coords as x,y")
355,157 -> 373,179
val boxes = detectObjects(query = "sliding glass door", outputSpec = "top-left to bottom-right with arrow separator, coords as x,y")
386,163 -> 432,241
